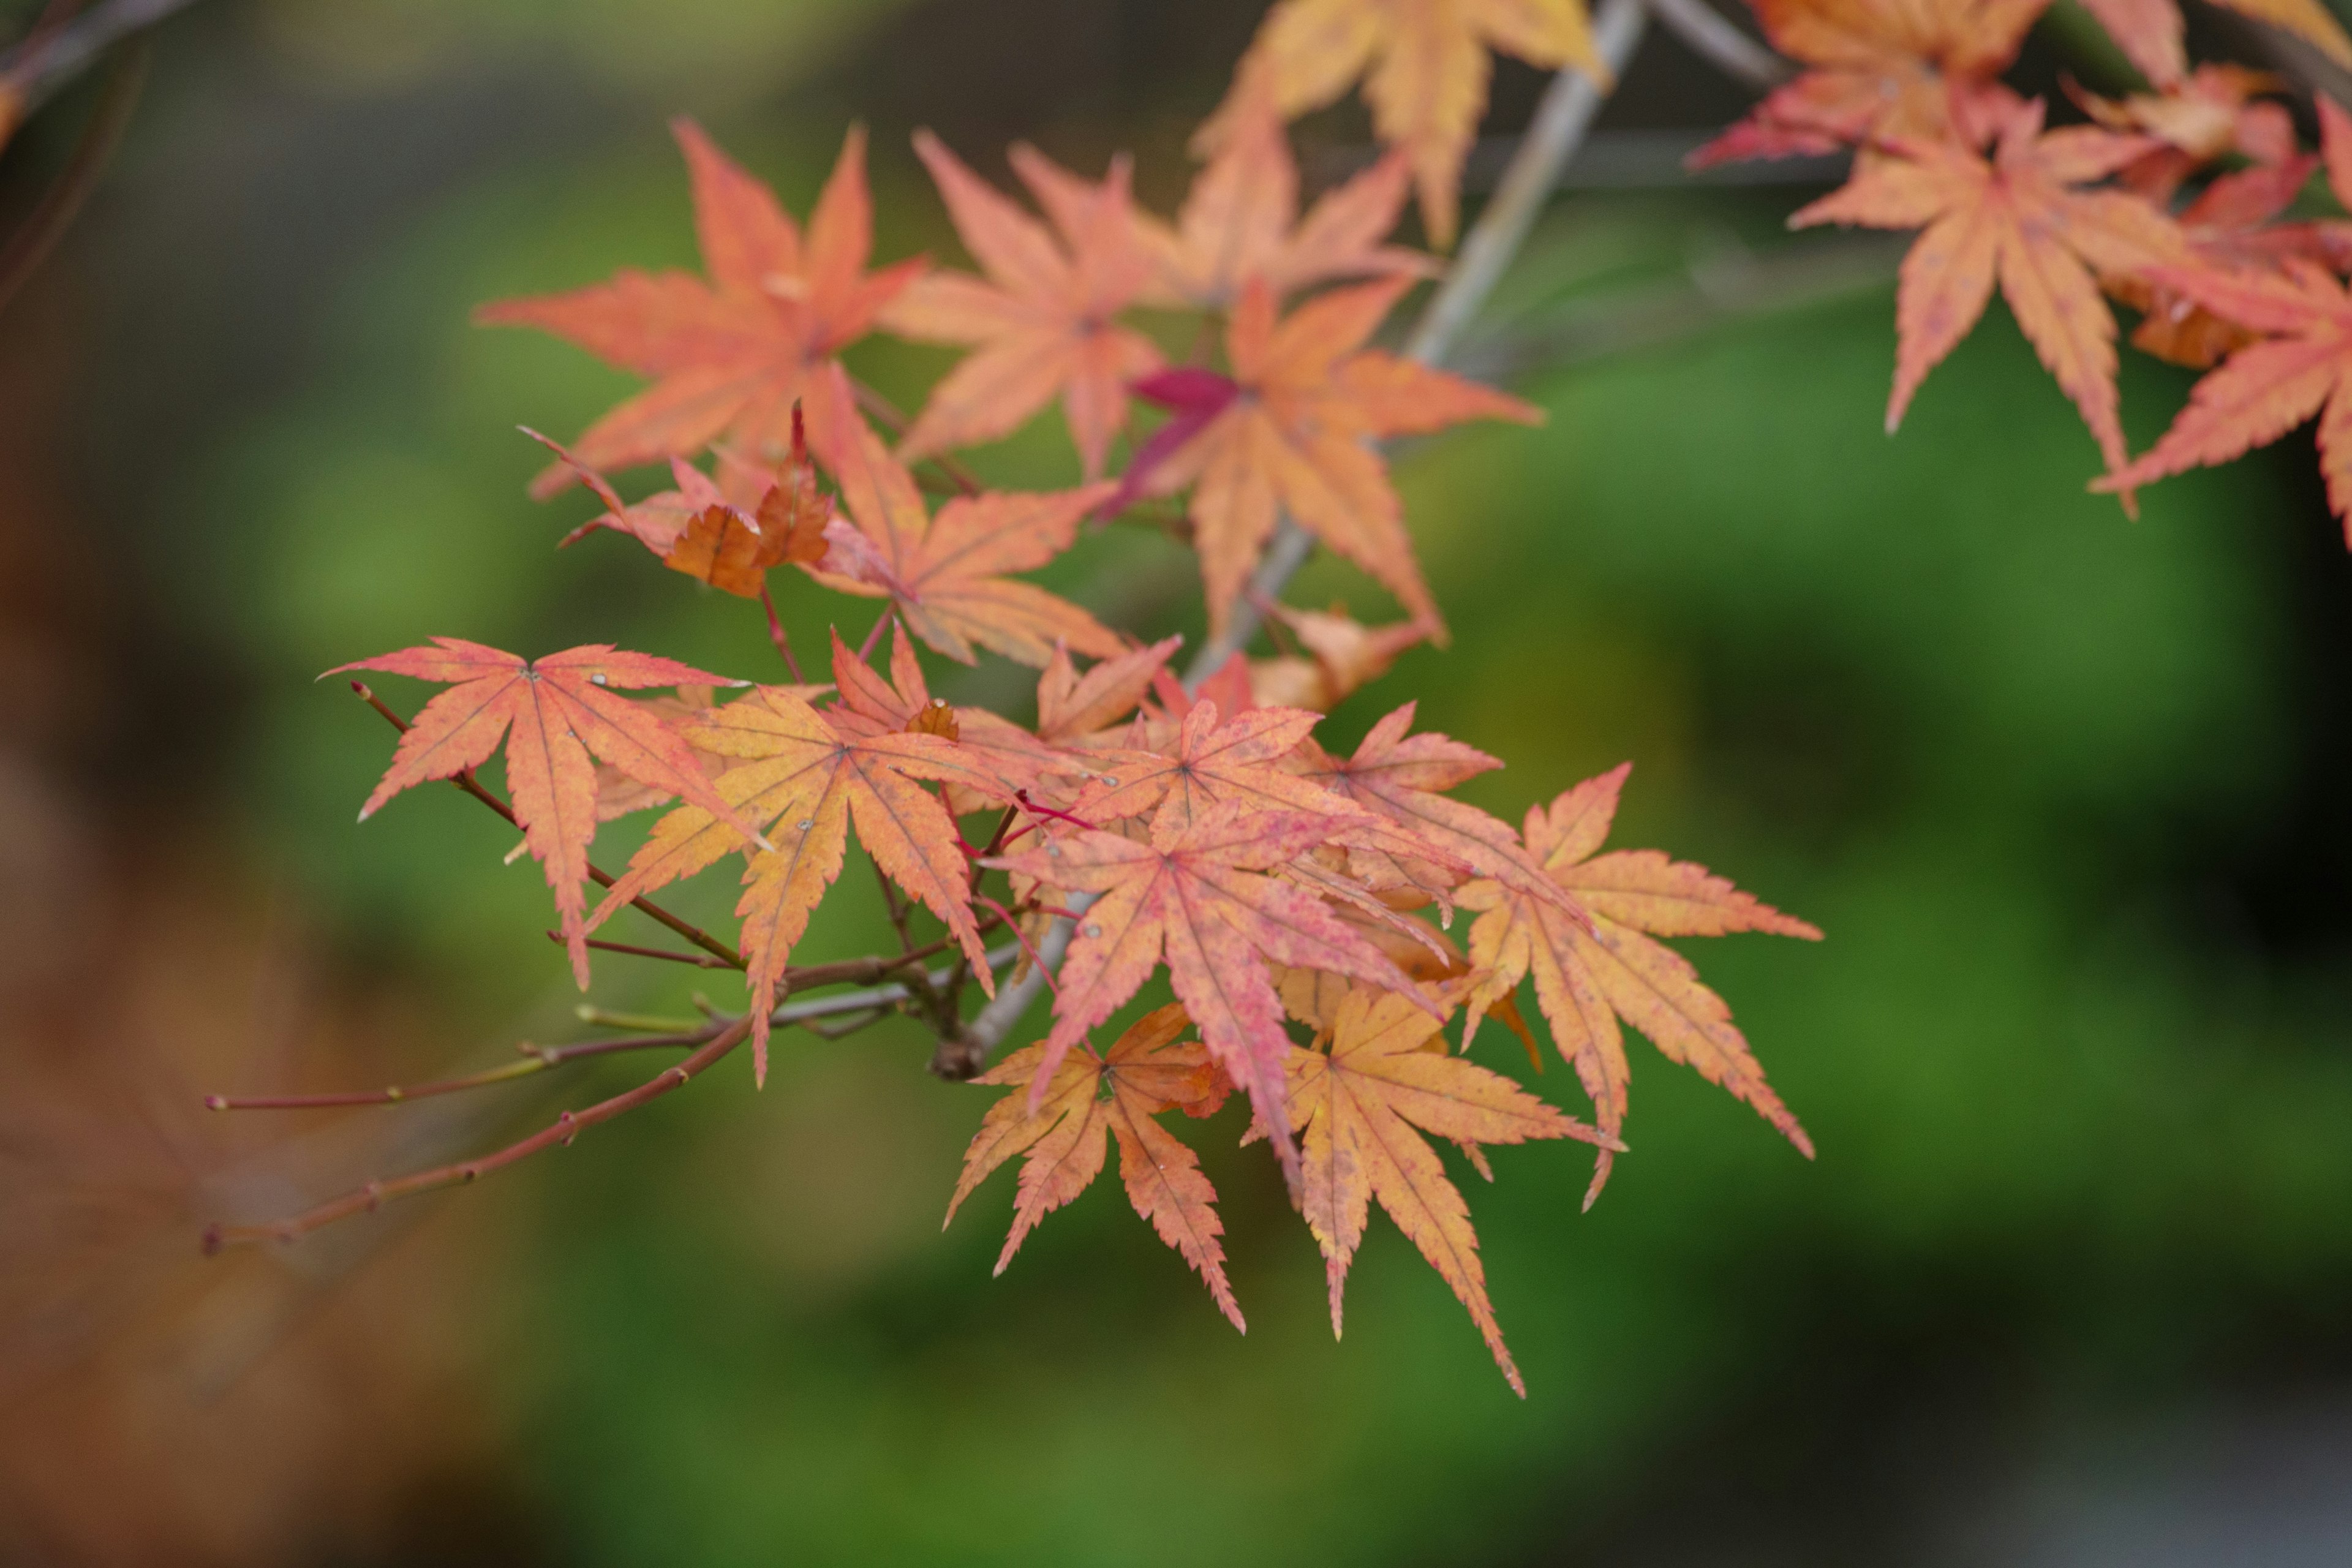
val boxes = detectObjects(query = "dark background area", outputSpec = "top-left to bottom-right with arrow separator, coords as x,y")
2,0 -> 2350,1562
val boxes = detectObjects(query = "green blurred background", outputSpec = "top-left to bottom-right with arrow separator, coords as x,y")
4,0 -> 2351,1562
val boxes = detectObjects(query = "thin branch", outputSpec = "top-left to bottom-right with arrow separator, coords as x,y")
758,582 -> 804,681
350,682 -> 747,970
1643,0 -> 1789,89
203,1014 -> 756,1251
202,1028 -> 711,1110
555,931 -> 735,970
0,35 -> 145,315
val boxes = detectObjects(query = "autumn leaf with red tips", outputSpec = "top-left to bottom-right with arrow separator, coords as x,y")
478,120 -> 921,494
330,640 -> 769,989
1460,764 -> 1820,1206
948,1004 -> 1245,1331
1282,980 -> 1618,1396
880,133 -> 1162,479
1126,277 -> 1540,636
1204,0 -> 1605,246
987,801 -> 1444,1191
589,630 -> 1008,1081
1790,100 -> 2184,497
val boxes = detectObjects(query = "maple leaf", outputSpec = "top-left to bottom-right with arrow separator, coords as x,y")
2090,255 -> 2352,535
808,381 -> 1126,667
535,413 -> 830,595
1789,100 -> 2183,492
1458,764 -> 1820,1207
1272,893 -> 1543,1066
1204,0 -> 1605,247
821,619 -> 1099,808
1295,701 -> 1588,921
1131,277 -> 1539,637
1035,634 -> 1185,747
2073,64 -> 2294,183
1281,981 -> 1616,1395
592,685 -> 720,820
1247,601 -> 1431,712
1689,0 -> 2037,167
1134,79 -> 1435,309
1073,698 -> 1364,828
2075,0 -> 2352,82
878,134 -> 1162,480
988,802 -> 1443,1190
589,631 -> 1009,1081
946,1004 -> 1245,1330
330,640 -> 769,989
478,121 -> 921,496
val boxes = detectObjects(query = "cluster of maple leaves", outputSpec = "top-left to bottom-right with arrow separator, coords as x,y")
1697,0 -> 2352,527
293,0 -> 2352,1388
301,0 -> 2276,1391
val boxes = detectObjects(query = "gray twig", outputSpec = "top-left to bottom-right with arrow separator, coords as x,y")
1643,0 -> 1790,89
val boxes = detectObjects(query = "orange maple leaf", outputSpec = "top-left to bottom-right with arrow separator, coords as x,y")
809,383 -> 1126,667
1034,634 -> 1186,747
948,1003 -> 1245,1330
1281,981 -> 1616,1395
535,413 -> 830,596
879,134 -> 1163,479
1459,764 -> 1821,1207
1133,276 -> 1539,638
477,121 -> 921,496
589,631 -> 1009,1081
822,619 -> 1105,807
330,641 -> 768,989
2092,255 -> 2352,535
1204,0 -> 1605,247
1134,80 -> 1434,309
988,802 -> 1444,1189
1789,101 -> 2183,493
